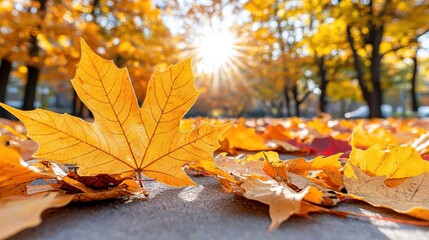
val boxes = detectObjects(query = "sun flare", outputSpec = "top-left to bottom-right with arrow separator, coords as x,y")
196,30 -> 236,74
190,26 -> 252,92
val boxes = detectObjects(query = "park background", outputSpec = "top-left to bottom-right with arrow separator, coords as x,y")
0,0 -> 428,119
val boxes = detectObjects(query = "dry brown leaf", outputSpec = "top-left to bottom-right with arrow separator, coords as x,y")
40,171 -> 146,201
241,177 -> 326,231
0,192 -> 73,239
344,129 -> 429,221
287,173 -> 340,206
344,164 -> 429,221
66,172 -> 123,189
214,153 -> 266,177
60,177 -> 145,202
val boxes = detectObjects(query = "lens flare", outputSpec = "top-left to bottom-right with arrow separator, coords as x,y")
196,30 -> 236,74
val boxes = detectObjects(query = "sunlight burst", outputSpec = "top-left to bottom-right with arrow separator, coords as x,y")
191,27 -> 252,93
196,30 -> 236,74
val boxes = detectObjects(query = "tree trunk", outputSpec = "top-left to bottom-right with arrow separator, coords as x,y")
284,85 -> 291,117
72,91 -> 88,118
0,59 -> 12,103
22,66 -> 39,110
278,100 -> 284,118
0,59 -> 12,118
346,25 -> 371,109
411,52 -> 419,112
91,0 -> 100,16
317,57 -> 328,113
340,99 -> 346,117
22,0 -> 47,110
72,91 -> 79,116
368,24 -> 384,118
292,85 -> 300,117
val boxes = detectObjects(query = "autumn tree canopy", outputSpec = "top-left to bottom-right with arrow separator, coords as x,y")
0,0 -> 428,118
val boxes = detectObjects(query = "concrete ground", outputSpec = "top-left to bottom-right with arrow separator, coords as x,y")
11,176 -> 429,240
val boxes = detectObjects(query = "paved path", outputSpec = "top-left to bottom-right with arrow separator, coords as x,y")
11,176 -> 429,240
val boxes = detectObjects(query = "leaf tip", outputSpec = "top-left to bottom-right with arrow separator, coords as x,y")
0,102 -> 20,117
78,38 -> 100,61
79,38 -> 90,51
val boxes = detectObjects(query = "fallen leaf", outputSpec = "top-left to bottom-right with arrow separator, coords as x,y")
0,143 -> 48,198
344,164 -> 429,221
287,173 -> 340,206
9,139 -> 39,161
352,123 -> 397,149
347,143 -> 429,180
219,119 -> 274,152
344,129 -> 429,221
66,172 -> 123,189
215,153 -> 266,177
409,132 -> 429,156
306,137 -> 350,157
241,177 -> 326,231
306,118 -> 333,136
56,176 -> 145,201
262,152 -> 343,190
188,158 -> 238,184
0,120 -> 26,140
270,139 -> 304,153
1,39 -> 229,187
262,125 -> 308,153
0,192 -> 73,239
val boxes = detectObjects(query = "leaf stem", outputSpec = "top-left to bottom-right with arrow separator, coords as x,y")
137,170 -> 145,188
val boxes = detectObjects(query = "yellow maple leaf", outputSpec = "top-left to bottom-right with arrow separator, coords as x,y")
1,39 -> 229,187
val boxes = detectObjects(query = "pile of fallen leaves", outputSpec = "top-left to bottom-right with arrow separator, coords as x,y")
1,39 -> 429,239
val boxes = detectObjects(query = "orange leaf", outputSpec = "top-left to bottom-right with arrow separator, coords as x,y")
0,143 -> 48,198
219,119 -> 274,152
